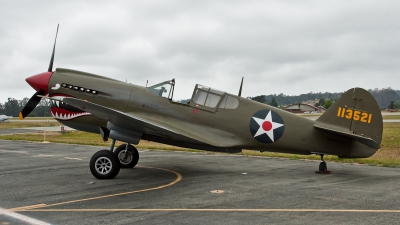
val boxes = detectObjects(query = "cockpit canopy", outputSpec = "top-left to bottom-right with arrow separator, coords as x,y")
191,85 -> 239,110
192,85 -> 224,108
148,79 -> 175,99
147,79 -> 239,112
190,84 -> 239,112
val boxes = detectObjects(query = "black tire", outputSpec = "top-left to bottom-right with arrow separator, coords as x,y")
114,144 -> 139,168
319,161 -> 328,172
90,150 -> 120,179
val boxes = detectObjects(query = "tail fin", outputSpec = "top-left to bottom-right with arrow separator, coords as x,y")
315,88 -> 383,153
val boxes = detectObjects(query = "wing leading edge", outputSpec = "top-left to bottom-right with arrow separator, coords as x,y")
53,97 -> 243,148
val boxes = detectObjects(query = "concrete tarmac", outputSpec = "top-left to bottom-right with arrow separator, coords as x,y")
0,140 -> 400,225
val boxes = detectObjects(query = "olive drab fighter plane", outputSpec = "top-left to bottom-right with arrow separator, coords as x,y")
20,26 -> 383,179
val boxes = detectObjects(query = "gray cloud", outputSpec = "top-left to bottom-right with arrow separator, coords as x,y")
1,0 -> 400,103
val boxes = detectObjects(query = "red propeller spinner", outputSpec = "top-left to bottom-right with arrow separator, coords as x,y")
25,71 -> 53,93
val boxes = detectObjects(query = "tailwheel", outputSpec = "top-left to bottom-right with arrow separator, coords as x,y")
114,144 -> 139,168
90,150 -> 120,179
315,154 -> 332,174
319,161 -> 327,171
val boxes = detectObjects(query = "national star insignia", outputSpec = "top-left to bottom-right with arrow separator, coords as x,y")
252,110 -> 284,142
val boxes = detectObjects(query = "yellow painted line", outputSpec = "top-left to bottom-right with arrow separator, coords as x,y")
11,204 -> 47,211
11,166 -> 182,212
61,157 -> 83,161
16,208 -> 400,213
0,150 -> 28,154
36,154 -> 54,157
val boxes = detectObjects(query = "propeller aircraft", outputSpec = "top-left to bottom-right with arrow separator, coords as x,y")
0,115 -> 13,122
20,26 -> 383,179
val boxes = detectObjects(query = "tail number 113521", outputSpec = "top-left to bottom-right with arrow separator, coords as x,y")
337,107 -> 372,123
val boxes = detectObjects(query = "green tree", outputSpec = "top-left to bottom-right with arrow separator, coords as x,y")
315,98 -> 325,107
29,112 -> 38,117
269,97 -> 278,107
323,99 -> 333,109
369,87 -> 400,108
0,103 -> 4,114
250,95 -> 266,104
4,98 -> 20,117
388,101 -> 395,109
31,99 -> 51,117
18,97 -> 29,109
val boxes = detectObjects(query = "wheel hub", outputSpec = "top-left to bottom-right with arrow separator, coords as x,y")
95,157 -> 113,174
118,150 -> 133,164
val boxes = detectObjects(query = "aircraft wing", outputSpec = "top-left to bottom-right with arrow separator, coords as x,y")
54,97 -> 242,148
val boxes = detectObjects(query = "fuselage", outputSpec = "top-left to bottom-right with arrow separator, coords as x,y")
40,68 -> 378,159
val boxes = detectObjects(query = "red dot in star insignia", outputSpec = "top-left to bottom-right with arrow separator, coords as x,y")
262,121 -> 272,131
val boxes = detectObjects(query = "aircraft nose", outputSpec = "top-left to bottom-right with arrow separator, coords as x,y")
25,71 -> 53,93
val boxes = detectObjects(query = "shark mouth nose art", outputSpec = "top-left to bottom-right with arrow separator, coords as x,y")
50,95 -> 91,120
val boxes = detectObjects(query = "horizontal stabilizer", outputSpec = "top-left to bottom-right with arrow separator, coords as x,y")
314,124 -> 380,149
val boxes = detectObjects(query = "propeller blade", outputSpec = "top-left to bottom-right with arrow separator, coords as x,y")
238,77 -> 244,97
19,89 -> 45,119
48,24 -> 59,72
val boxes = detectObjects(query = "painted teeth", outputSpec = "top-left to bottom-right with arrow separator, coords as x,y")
51,112 -> 91,120
52,100 -> 66,108
51,98 -> 91,120
52,100 -> 61,107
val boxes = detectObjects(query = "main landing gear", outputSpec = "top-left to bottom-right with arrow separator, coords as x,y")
114,143 -> 139,168
90,150 -> 120,179
89,140 -> 140,179
316,154 -> 331,174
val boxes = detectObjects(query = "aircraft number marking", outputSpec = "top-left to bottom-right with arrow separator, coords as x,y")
337,107 -> 372,123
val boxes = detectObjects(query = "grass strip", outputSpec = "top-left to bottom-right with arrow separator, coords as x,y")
1,123 -> 399,168
382,115 -> 400,120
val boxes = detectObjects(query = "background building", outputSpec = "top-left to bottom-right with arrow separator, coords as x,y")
284,103 -> 326,114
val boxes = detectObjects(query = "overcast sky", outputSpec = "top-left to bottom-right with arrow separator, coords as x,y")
1,0 -> 399,103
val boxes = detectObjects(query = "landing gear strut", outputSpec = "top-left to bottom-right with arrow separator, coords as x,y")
316,154 -> 331,174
